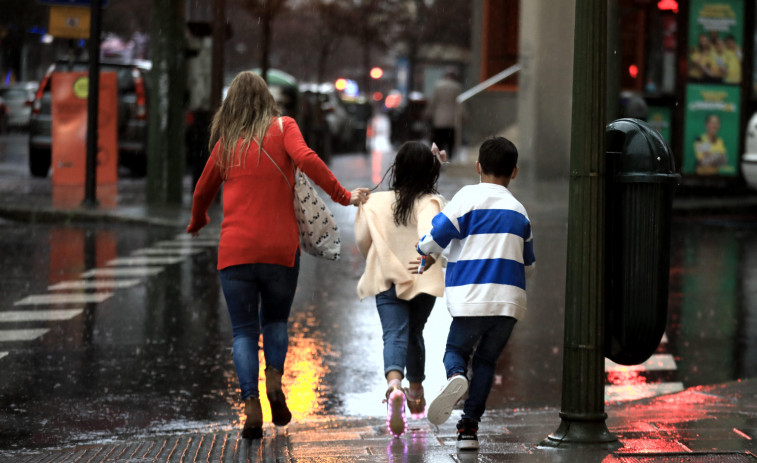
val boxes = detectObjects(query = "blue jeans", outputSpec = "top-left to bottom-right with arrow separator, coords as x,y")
219,254 -> 299,400
375,285 -> 436,383
443,316 -> 517,421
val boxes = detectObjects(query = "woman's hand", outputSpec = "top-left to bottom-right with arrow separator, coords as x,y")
186,213 -> 210,237
349,188 -> 370,206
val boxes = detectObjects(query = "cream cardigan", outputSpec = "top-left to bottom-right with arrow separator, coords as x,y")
355,191 -> 446,301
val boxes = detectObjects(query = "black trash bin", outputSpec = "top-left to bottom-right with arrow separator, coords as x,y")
605,118 -> 680,366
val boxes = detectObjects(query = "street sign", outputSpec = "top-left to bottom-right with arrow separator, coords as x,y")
38,0 -> 109,7
49,5 -> 90,39
48,5 -> 102,39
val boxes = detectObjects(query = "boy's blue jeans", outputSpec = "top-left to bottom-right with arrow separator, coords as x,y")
443,315 -> 517,422
218,254 -> 299,400
375,285 -> 436,383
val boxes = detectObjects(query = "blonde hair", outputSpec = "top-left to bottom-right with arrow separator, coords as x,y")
209,71 -> 281,176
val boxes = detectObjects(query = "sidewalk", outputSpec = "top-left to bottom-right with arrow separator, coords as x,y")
2,379 -> 755,462
1,158 -> 757,461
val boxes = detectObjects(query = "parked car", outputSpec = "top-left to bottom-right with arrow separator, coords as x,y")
0,83 -> 35,130
28,60 -> 149,178
299,83 -> 371,155
341,95 -> 372,154
386,90 -> 427,145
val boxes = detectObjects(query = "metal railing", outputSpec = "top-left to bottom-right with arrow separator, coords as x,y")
455,63 -> 521,156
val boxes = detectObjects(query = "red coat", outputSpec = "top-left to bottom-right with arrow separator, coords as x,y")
187,116 -> 351,269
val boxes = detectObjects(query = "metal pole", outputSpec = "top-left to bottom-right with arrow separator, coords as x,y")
83,0 -> 102,207
541,0 -> 618,448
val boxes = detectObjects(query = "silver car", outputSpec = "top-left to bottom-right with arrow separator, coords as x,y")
0,83 -> 35,129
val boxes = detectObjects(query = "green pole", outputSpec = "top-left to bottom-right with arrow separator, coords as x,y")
147,0 -> 186,204
541,0 -> 619,447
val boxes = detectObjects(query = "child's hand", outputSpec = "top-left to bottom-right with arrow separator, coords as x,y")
408,255 -> 435,274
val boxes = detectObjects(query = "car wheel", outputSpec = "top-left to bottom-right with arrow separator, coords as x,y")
29,147 -> 51,178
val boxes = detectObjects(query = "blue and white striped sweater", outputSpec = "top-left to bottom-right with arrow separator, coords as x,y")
417,183 -> 535,319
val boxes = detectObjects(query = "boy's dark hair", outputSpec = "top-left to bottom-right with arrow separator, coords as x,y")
478,137 -> 518,178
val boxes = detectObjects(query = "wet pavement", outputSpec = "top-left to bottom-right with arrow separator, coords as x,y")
1,379 -> 757,462
2,117 -> 757,461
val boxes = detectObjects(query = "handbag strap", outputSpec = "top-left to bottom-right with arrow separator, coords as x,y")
259,117 -> 296,195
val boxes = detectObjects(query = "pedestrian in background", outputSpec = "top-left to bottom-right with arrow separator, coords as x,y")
425,69 -> 463,160
186,71 -> 369,440
416,137 -> 535,450
354,141 -> 447,437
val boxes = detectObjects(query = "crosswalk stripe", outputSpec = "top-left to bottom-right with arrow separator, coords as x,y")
0,309 -> 83,322
48,279 -> 141,290
606,354 -> 677,372
0,328 -> 49,342
132,248 -> 203,256
605,382 -> 684,402
0,352 -> 7,360
173,232 -> 219,240
154,240 -> 218,247
81,267 -> 163,278
107,256 -> 185,266
14,293 -> 112,305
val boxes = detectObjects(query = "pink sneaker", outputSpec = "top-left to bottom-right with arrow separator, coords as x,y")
404,387 -> 426,419
385,388 -> 406,437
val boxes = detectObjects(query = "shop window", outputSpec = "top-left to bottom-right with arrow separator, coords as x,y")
618,2 -> 677,95
483,0 -> 519,90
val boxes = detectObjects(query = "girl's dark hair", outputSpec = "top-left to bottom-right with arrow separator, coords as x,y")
374,141 -> 441,226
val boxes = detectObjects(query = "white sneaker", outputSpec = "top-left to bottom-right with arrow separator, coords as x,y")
427,375 -> 468,425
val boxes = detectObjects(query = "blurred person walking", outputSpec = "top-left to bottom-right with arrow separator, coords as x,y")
426,69 -> 463,160
186,71 -> 369,439
354,142 -> 447,437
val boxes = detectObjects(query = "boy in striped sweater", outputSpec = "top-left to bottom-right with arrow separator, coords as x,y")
416,137 -> 535,450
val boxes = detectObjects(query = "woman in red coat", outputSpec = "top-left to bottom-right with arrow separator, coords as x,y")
187,71 -> 369,439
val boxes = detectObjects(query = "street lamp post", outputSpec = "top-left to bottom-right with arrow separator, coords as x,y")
540,0 -> 619,448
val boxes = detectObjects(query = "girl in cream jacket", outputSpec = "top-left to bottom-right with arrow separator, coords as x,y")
354,141 -> 446,437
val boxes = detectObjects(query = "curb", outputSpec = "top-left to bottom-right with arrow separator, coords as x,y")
0,204 -> 185,228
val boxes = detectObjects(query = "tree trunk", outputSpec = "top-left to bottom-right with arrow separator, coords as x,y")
261,11 -> 272,81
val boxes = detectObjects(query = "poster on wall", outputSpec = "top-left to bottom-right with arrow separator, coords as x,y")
648,106 -> 672,144
687,0 -> 743,85
682,84 -> 740,176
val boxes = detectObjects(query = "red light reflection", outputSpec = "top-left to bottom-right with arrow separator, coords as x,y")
372,149 -> 384,185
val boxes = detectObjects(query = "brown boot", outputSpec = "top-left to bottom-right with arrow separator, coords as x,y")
265,367 -> 292,426
242,397 -> 263,439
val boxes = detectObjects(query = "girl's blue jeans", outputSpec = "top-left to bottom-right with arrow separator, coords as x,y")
375,285 -> 436,383
443,315 -> 517,421
219,254 -> 299,400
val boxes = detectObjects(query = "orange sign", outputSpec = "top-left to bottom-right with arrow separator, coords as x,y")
48,5 -> 91,39
51,72 -> 118,187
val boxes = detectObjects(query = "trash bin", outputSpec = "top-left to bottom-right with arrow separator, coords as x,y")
604,118 -> 680,365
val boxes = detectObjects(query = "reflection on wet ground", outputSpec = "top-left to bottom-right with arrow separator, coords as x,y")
2,143 -> 757,452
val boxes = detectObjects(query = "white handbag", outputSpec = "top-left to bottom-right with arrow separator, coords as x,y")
261,120 -> 341,260
290,169 -> 342,260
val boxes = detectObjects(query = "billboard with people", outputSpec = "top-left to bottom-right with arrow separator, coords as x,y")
683,0 -> 743,176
